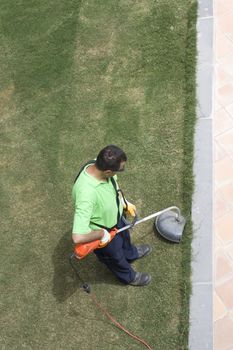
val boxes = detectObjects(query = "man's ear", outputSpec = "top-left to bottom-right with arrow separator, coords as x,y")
104,170 -> 113,177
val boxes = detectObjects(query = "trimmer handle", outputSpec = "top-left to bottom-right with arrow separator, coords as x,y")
74,239 -> 100,259
74,228 -> 118,259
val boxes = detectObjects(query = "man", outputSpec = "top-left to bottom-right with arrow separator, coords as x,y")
72,145 -> 152,286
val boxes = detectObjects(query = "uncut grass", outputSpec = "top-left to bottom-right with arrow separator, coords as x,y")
0,1 -> 196,349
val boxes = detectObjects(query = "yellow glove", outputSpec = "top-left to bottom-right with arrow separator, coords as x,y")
124,200 -> 136,217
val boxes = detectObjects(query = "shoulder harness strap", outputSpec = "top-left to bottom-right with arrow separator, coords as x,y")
74,159 -> 95,184
74,160 -> 120,231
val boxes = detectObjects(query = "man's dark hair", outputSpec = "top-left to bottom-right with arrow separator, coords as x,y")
96,145 -> 127,171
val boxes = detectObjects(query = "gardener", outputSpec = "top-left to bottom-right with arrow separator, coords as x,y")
72,145 -> 152,286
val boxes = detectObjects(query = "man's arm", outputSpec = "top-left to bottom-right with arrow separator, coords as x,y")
72,229 -> 105,244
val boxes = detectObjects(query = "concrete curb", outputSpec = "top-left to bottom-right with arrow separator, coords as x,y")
189,0 -> 213,349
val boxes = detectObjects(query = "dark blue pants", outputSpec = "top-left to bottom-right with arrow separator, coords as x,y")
94,217 -> 139,284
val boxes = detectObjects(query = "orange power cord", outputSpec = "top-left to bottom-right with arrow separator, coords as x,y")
89,293 -> 154,350
70,254 -> 154,350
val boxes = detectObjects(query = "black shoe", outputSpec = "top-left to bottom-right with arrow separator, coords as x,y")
136,244 -> 152,259
129,272 -> 151,286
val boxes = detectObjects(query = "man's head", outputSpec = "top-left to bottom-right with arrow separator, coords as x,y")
96,145 -> 127,177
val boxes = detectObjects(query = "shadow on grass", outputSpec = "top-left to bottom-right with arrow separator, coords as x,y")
154,231 -> 177,245
52,231 -> 120,302
52,230 -> 78,302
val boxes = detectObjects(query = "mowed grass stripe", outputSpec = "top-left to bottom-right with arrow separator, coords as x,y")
0,1 -> 197,349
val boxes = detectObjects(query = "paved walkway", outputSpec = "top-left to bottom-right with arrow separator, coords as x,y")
214,0 -> 233,349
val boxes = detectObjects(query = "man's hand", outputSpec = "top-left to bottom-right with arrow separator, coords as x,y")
124,200 -> 137,217
99,229 -> 111,246
99,228 -> 118,247
73,228 -> 119,259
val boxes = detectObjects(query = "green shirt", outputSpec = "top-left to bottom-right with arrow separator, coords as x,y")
72,165 -> 123,234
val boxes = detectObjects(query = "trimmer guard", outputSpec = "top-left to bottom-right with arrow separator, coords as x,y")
155,210 -> 186,243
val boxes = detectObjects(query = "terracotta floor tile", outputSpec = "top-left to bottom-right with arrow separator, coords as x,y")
215,241 -> 221,252
214,141 -> 227,162
216,277 -> 233,309
215,22 -> 224,38
227,33 -> 233,43
215,212 -> 233,243
216,96 -> 226,111
216,1 -> 233,16
217,66 -> 229,82
214,2 -> 233,349
216,65 -> 233,88
215,157 -> 233,186
221,182 -> 233,207
215,4 -> 226,17
217,83 -> 233,107
217,34 -> 233,61
214,316 -> 233,350
215,99 -> 222,112
217,129 -> 233,155
230,310 -> 233,321
214,108 -> 233,136
215,237 -> 224,252
219,53 -> 233,78
214,291 -> 227,321
225,102 -> 233,119
218,11 -> 233,35
214,190 -> 230,218
226,244 -> 233,262
215,251 -> 233,281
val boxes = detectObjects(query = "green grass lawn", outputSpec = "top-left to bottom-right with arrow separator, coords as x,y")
0,1 -> 197,349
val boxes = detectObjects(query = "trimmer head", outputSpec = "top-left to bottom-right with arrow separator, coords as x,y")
154,210 -> 186,243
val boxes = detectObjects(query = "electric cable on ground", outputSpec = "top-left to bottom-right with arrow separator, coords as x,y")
69,254 -> 153,350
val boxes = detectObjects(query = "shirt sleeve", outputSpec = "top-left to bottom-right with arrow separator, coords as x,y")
72,191 -> 96,235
